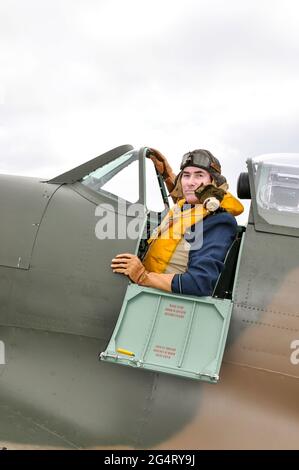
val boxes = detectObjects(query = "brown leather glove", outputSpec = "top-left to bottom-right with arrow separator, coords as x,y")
111,253 -> 174,292
146,148 -> 176,193
111,254 -> 147,284
194,184 -> 226,204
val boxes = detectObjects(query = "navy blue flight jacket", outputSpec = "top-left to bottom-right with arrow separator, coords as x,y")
171,210 -> 237,297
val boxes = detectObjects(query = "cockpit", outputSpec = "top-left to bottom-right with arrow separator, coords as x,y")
81,146 -> 244,383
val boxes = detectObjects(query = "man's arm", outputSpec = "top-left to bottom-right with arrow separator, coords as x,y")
111,213 -> 236,296
171,212 -> 237,296
111,254 -> 175,292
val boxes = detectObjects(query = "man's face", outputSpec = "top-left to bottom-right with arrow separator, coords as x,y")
181,166 -> 212,204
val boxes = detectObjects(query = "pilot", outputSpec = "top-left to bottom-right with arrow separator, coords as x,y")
111,149 -> 244,296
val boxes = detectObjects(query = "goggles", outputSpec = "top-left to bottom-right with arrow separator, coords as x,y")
180,151 -> 221,173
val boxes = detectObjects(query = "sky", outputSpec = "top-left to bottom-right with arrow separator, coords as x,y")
1,0 -> 299,222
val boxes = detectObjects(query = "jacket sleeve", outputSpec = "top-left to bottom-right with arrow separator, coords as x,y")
171,212 -> 237,296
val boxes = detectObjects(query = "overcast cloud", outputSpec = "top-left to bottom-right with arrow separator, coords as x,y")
1,0 -> 299,222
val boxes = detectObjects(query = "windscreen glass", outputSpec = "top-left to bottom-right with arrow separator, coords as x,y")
81,150 -> 139,203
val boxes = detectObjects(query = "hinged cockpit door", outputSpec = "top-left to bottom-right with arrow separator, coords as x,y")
101,285 -> 233,383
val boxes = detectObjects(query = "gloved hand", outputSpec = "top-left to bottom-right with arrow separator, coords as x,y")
111,253 -> 175,292
146,148 -> 176,191
111,254 -> 147,284
195,184 -> 226,205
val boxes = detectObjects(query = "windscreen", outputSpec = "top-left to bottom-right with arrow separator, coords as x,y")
252,154 -> 299,229
81,150 -> 139,203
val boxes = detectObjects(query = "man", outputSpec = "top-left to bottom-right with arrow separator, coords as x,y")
111,149 -> 244,296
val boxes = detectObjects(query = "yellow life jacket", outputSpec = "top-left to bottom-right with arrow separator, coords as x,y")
142,193 -> 244,274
